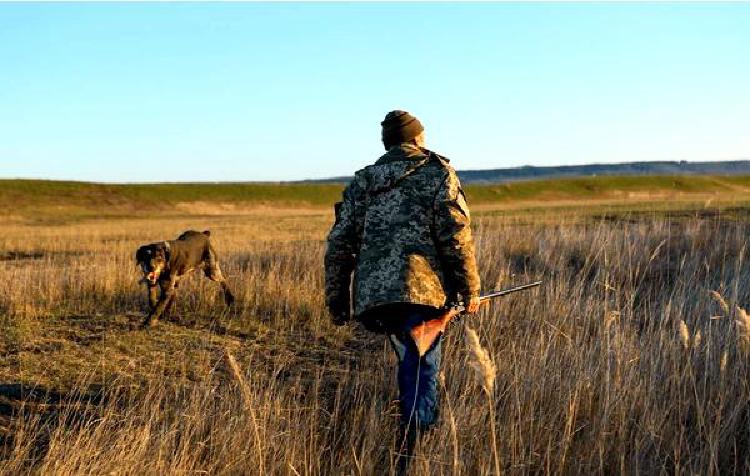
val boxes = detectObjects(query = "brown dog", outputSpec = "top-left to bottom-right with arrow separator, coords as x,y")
135,230 -> 234,327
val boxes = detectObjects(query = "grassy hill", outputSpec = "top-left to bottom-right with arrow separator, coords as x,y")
311,160 -> 750,184
0,180 -> 344,208
466,175 -> 750,202
3,175 -> 750,219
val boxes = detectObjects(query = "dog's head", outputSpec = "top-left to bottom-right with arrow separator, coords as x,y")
135,243 -> 169,285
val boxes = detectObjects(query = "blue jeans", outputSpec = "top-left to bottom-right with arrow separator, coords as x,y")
388,312 -> 443,430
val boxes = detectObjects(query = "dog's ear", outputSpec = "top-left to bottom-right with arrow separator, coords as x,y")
203,230 -> 211,236
135,246 -> 149,264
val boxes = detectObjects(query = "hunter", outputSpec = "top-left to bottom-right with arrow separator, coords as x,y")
324,110 -> 481,468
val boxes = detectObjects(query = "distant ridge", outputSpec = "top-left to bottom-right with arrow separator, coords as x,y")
307,160 -> 750,184
457,160 -> 750,184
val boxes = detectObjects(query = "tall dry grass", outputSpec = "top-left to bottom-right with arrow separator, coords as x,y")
1,208 -> 750,474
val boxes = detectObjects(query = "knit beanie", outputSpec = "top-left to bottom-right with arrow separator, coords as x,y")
381,110 -> 424,149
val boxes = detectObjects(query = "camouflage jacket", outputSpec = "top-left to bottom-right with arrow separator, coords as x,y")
325,143 -> 480,317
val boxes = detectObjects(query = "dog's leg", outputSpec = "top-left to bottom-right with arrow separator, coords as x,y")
220,281 -> 235,307
205,246 -> 235,307
147,284 -> 159,312
163,280 -> 179,321
143,277 -> 177,328
205,270 -> 234,306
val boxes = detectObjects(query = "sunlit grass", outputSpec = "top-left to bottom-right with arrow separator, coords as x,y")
1,204 -> 750,474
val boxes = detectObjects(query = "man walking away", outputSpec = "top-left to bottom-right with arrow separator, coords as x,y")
324,110 -> 481,472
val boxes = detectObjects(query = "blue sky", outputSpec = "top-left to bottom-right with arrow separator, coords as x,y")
1,2 -> 748,182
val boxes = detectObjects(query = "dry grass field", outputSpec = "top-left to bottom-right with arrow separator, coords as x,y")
2,193 -> 750,474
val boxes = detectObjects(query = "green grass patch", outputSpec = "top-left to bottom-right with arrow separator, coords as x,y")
1,179 -> 345,209
465,175 -> 750,202
4,175 -> 750,219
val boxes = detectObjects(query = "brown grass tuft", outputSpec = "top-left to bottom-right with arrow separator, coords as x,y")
735,305 -> 750,353
711,290 -> 731,315
465,326 -> 497,397
679,320 -> 690,350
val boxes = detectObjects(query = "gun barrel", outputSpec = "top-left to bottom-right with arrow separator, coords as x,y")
479,280 -> 542,301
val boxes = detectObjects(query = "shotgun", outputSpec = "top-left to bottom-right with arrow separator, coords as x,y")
410,280 -> 543,356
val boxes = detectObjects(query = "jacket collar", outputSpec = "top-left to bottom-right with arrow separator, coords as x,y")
376,143 -> 427,165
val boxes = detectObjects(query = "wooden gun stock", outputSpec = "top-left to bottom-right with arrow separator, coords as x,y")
409,281 -> 542,356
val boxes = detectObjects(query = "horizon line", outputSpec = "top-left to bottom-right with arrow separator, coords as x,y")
2,157 -> 750,185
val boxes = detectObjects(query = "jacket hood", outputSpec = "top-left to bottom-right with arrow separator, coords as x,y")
364,144 -> 440,195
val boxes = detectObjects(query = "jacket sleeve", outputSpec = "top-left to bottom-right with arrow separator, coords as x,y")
433,168 -> 481,300
324,177 -> 364,317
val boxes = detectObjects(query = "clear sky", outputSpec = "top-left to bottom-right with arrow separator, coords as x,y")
1,2 -> 748,182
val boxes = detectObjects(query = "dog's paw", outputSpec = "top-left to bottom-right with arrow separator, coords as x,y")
141,316 -> 159,329
166,314 -> 181,324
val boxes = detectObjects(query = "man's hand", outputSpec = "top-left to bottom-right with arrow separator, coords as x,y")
329,300 -> 351,326
331,311 -> 350,326
465,295 -> 481,314
327,295 -> 351,326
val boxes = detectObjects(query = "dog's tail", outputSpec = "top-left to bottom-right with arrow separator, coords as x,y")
203,230 -> 211,236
